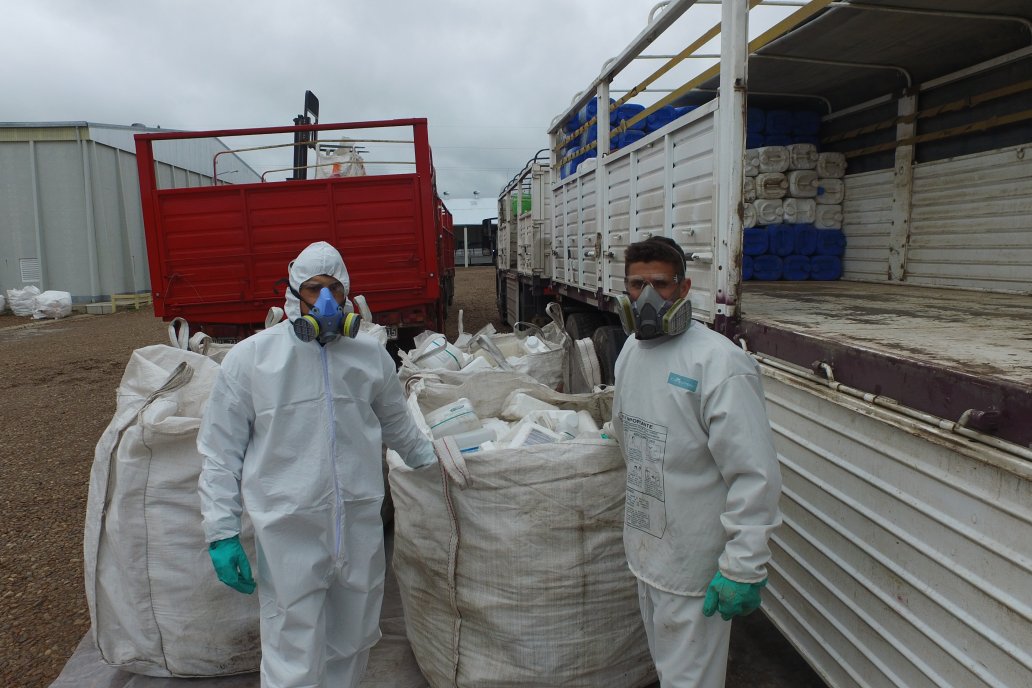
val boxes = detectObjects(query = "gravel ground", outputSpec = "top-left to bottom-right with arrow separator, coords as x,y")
0,266 -> 824,687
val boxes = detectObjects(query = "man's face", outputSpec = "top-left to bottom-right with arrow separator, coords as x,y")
298,274 -> 346,315
624,260 -> 691,301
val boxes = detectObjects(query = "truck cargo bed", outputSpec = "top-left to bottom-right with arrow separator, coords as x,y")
737,281 -> 1032,447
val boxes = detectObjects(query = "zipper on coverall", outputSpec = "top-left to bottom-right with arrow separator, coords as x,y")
320,346 -> 344,562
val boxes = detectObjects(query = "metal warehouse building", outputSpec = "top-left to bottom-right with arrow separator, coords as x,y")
0,122 -> 259,306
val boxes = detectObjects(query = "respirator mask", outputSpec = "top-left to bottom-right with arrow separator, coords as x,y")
616,282 -> 692,340
291,286 -> 361,344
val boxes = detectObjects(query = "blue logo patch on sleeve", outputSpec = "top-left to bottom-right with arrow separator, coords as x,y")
667,372 -> 699,392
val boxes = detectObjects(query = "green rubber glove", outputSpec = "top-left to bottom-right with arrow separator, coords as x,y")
702,572 -> 766,621
208,535 -> 256,594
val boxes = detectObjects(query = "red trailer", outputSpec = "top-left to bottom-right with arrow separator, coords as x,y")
134,118 -> 455,341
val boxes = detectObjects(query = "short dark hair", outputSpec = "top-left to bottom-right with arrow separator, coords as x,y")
625,237 -> 687,277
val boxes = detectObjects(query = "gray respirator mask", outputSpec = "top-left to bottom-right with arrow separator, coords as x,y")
616,284 -> 693,340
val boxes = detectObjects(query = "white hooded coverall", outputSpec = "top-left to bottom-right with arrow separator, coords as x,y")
612,321 -> 782,688
198,242 -> 435,688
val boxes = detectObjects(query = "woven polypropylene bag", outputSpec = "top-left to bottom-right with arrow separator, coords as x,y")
388,373 -> 655,688
84,344 -> 260,676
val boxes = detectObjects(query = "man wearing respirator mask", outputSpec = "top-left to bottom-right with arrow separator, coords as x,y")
197,241 -> 437,688
611,237 -> 782,688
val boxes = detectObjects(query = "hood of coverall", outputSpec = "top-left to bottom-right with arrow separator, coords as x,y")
284,241 -> 351,321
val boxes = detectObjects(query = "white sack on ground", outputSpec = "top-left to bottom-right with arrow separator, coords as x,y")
388,372 -> 655,688
7,286 -> 40,316
84,344 -> 260,677
32,290 -> 72,319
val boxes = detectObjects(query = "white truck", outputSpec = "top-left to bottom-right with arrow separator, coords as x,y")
496,1 -> 1032,686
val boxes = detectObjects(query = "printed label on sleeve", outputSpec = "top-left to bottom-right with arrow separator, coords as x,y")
621,414 -> 667,538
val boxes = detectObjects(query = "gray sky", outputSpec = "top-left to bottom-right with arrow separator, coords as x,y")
2,0 -> 724,198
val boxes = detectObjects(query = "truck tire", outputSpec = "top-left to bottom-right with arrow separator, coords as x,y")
564,311 -> 605,340
592,325 -> 628,386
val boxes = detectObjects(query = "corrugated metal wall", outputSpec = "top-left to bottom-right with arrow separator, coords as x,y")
839,145 -> 1032,293
761,366 -> 1032,688
906,145 -> 1032,293
841,169 -> 893,282
0,126 -> 229,305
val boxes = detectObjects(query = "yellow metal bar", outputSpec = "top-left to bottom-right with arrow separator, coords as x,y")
612,0 -> 837,136
558,0 -> 835,156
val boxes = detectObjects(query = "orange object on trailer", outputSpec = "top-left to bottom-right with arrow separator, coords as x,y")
134,118 -> 454,341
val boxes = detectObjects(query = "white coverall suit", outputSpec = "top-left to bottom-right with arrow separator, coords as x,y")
613,321 -> 782,688
198,242 -> 435,688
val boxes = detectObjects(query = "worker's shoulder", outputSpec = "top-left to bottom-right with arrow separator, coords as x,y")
220,322 -> 291,362
684,322 -> 759,374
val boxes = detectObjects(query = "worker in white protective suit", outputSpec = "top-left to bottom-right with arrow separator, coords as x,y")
611,237 -> 782,688
197,241 -> 437,688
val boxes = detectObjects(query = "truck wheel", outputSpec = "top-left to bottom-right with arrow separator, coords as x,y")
565,311 -> 605,340
592,325 -> 628,386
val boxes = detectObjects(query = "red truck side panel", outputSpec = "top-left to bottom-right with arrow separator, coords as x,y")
135,120 -> 451,333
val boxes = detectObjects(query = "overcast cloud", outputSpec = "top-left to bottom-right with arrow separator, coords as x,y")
1,1 -> 716,198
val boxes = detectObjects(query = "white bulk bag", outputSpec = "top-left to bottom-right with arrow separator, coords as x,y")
7,286 -> 40,316
388,372 -> 655,688
32,290 -> 72,319
84,344 -> 260,677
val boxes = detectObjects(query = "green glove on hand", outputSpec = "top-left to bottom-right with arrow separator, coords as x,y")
208,535 -> 256,595
702,572 -> 766,621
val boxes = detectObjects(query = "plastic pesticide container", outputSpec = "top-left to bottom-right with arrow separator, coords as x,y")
783,198 -> 816,225
816,178 -> 844,205
816,152 -> 847,178
743,255 -> 754,281
765,134 -> 792,147
747,107 -> 766,133
412,336 -> 465,371
788,143 -> 818,170
743,227 -> 769,256
451,426 -> 497,453
766,110 -> 794,135
786,170 -> 819,197
754,199 -> 784,225
755,173 -> 788,199
426,398 -> 481,439
644,105 -> 677,133
507,423 -> 564,449
611,103 -> 646,130
769,225 -> 796,257
757,147 -> 790,173
810,255 -> 843,280
793,110 -> 821,136
522,335 -> 552,355
612,129 -> 646,150
816,229 -> 846,256
752,255 -> 784,281
794,224 -> 818,256
783,255 -> 811,281
814,204 -> 843,229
